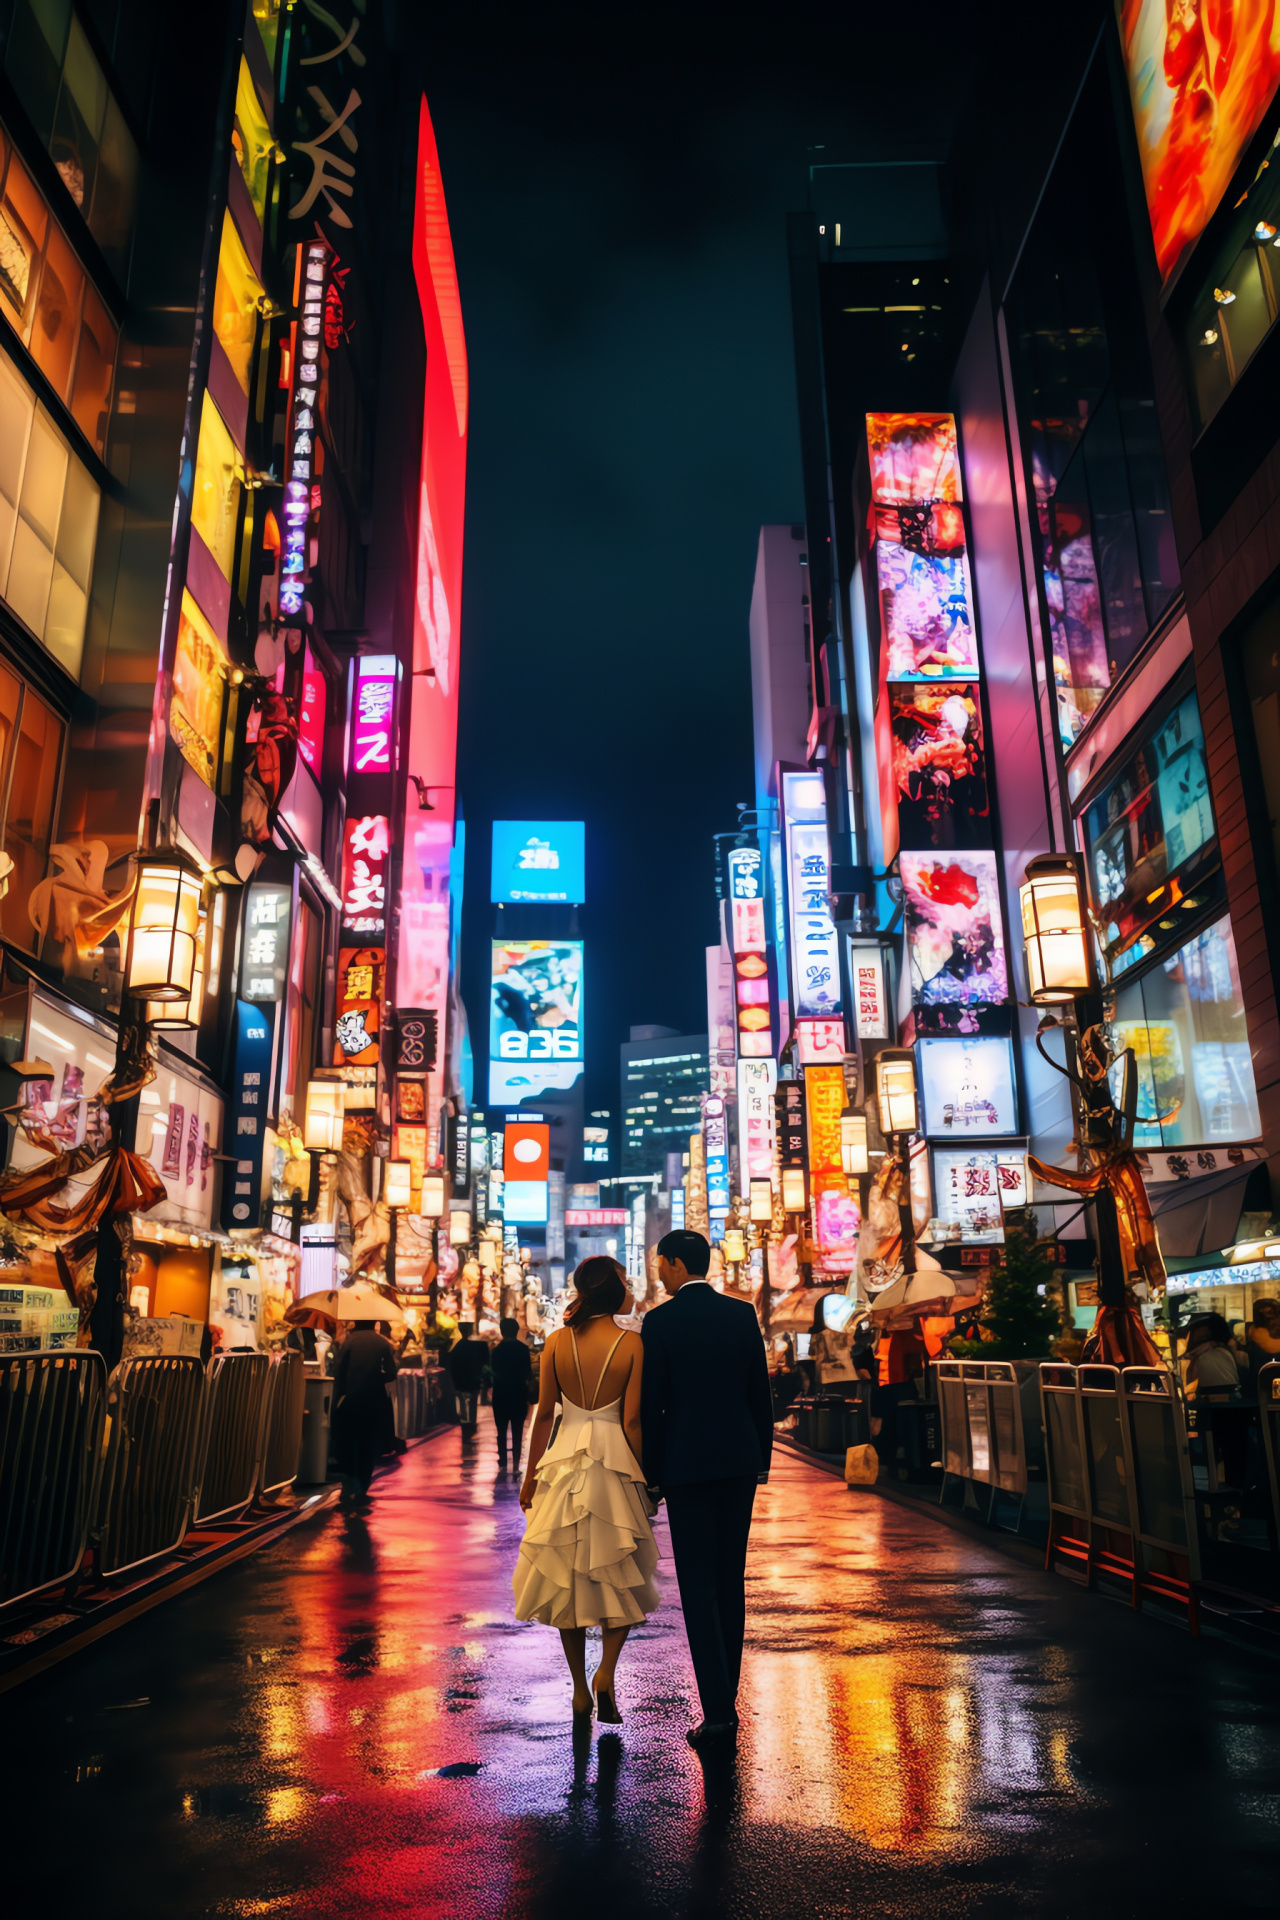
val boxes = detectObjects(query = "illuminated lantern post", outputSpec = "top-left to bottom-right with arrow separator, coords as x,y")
876,1049 -> 919,1276
384,1157 -> 413,1290
421,1172 -> 447,1320
126,854 -> 204,1001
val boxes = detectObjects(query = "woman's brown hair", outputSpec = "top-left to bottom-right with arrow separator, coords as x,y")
563,1256 -> 628,1327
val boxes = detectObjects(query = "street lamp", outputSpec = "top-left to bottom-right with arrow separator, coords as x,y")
304,1077 -> 346,1153
144,905 -> 208,1030
1019,853 -> 1093,1003
748,1178 -> 773,1223
383,1157 -> 412,1290
125,853 -> 204,1000
421,1171 -> 447,1319
449,1208 -> 472,1247
781,1166 -> 806,1213
875,1049 -> 919,1277
840,1109 -> 869,1178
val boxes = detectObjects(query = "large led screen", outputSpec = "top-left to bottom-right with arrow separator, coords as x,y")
866,413 -> 962,503
1081,689 -> 1216,974
1118,0 -> 1280,284
491,820 -> 585,904
900,850 -> 1008,1007
877,535 -> 979,681
1108,914 -> 1260,1147
890,683 -> 989,848
490,940 -> 583,1103
918,1036 -> 1018,1137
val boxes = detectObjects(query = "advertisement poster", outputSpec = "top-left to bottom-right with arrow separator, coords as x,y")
866,412 -> 961,503
490,820 -> 585,903
877,538 -> 979,682
737,1057 -> 777,1195
1117,0 -> 1280,283
170,590 -> 229,789
900,850 -> 1008,1007
918,1036 -> 1018,1136
805,1062 -> 858,1274
890,683 -> 988,847
489,940 -> 583,1103
334,947 -> 384,1065
849,945 -> 889,1040
932,1148 -> 1028,1242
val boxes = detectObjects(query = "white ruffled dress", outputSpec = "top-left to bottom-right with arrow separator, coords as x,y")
513,1330 -> 660,1629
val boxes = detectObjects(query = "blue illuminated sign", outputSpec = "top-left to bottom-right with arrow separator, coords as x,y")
491,821 -> 585,903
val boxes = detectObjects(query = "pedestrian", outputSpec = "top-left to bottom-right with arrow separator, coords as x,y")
514,1258 -> 658,1724
491,1314 -> 533,1472
331,1318 -> 398,1511
640,1228 -> 773,1750
449,1319 -> 490,1440
1183,1311 -> 1248,1488
1245,1297 -> 1280,1394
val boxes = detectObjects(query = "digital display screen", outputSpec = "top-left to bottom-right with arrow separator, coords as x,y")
866,412 -> 961,504
891,683 -> 988,847
877,532 -> 979,682
932,1148 -> 1028,1243
491,820 -> 585,903
1081,689 -> 1216,973
900,850 -> 1007,1007
917,1036 -> 1018,1137
1118,0 -> 1280,284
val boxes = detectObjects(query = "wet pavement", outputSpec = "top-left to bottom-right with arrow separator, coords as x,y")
6,1429 -> 1280,1918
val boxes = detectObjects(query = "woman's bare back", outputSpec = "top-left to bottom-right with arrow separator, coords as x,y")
552,1319 -> 641,1408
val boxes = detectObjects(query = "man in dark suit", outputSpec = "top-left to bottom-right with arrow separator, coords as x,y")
641,1228 -> 773,1748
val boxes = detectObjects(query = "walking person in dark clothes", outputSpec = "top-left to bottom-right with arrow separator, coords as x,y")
491,1316 -> 533,1471
449,1320 -> 490,1441
331,1320 -> 398,1511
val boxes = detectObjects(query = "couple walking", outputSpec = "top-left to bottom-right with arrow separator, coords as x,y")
512,1229 -> 772,1748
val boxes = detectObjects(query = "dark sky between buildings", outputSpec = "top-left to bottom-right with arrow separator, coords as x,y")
415,0 -> 977,1112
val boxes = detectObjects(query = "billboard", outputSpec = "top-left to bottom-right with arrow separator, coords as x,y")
1118,0 -> 1280,284
900,850 -> 1007,1008
489,939 -> 583,1104
504,1121 -> 549,1225
917,1036 -> 1018,1137
781,770 -> 843,1027
491,820 -> 585,904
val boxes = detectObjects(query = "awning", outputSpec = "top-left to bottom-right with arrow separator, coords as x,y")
1149,1160 -> 1271,1259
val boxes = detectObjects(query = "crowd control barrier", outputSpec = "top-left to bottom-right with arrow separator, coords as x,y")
1256,1361 -> 1280,1549
935,1359 -> 1030,1527
193,1351 -> 271,1525
259,1351 -> 306,1497
95,1354 -> 207,1578
0,1350 -> 105,1615
1040,1362 -> 1199,1627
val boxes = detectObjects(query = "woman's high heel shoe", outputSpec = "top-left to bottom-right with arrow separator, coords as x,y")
593,1680 -> 622,1725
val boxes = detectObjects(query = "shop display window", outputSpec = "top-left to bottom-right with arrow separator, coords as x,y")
0,670 -> 63,951
0,127 -> 117,453
1079,687 -> 1218,977
190,392 -> 242,582
0,350 -> 100,679
212,209 -> 263,396
3,0 -> 138,284
1106,915 -> 1260,1149
232,57 -> 273,226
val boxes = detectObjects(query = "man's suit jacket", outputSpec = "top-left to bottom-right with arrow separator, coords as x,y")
640,1284 -> 773,1488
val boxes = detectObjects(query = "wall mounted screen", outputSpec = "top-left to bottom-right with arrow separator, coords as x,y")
491,820 -> 585,904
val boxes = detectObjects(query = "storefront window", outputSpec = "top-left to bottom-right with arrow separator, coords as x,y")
0,678 -> 63,950
1079,687 -> 1218,977
233,58 -> 273,226
1184,119 -> 1280,433
190,392 -> 241,581
0,351 -> 100,679
4,1 -> 138,284
212,210 -> 263,395
0,127 -> 118,452
1107,915 -> 1260,1148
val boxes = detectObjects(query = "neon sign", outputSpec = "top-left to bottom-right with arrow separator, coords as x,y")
280,238 -> 329,619
341,814 -> 389,938
350,655 -> 396,774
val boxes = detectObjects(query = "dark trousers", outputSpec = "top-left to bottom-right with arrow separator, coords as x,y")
332,1392 -> 382,1494
493,1398 -> 527,1466
664,1475 -> 757,1724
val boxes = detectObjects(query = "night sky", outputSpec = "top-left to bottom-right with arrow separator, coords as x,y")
417,3 -> 968,1114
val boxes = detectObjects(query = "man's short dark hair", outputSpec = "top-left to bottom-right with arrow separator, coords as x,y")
499,1317 -> 519,1338
656,1229 -> 711,1276
459,1321 -> 475,1337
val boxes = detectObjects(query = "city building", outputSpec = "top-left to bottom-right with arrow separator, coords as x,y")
0,0 -> 467,1354
620,1026 -> 708,1178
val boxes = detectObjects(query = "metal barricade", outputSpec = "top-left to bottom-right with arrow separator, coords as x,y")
95,1354 -> 207,1578
1258,1361 -> 1280,1545
391,1370 -> 425,1440
936,1359 -> 1028,1526
0,1350 -> 105,1615
1040,1361 -> 1198,1625
259,1350 -> 306,1496
193,1351 -> 271,1525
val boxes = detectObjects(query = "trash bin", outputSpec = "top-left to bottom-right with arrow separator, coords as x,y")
812,1395 -> 848,1454
843,1395 -> 871,1448
298,1373 -> 333,1483
792,1397 -> 816,1448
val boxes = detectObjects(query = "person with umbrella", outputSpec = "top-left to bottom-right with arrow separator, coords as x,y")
287,1283 -> 404,1511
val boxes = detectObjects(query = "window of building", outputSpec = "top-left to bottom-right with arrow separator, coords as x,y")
190,392 -> 241,581
4,0 -> 138,283
1184,114 -> 1280,433
1005,59 -> 1180,749
169,588 -> 229,790
0,660 -> 64,949
232,58 -> 273,227
251,0 -> 282,69
0,127 -> 118,454
1106,915 -> 1260,1148
212,210 -> 263,396
1078,685 -> 1219,980
0,349 -> 99,679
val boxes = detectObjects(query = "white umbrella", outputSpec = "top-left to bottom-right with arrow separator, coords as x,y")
286,1282 -> 407,1329
866,1248 -> 956,1321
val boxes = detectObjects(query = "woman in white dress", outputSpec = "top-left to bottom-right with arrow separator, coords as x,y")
514,1257 -> 659,1722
